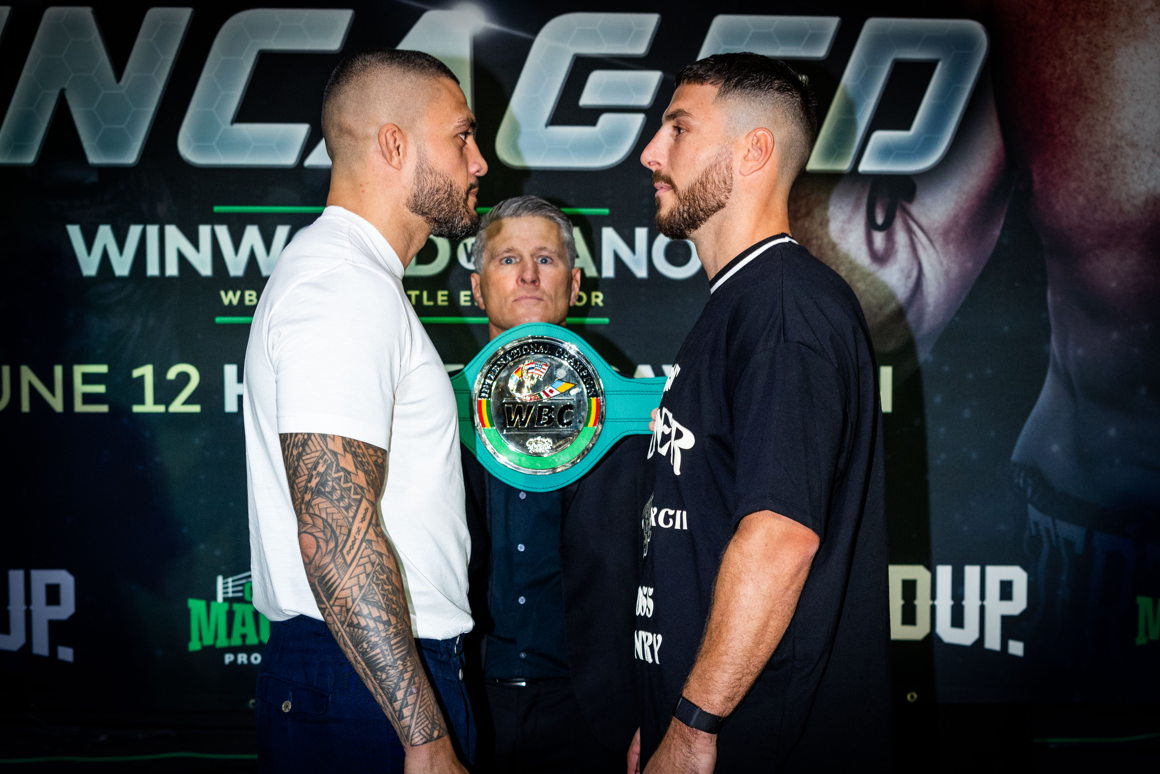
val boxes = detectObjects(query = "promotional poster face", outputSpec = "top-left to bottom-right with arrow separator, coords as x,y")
1,0 -> 1156,719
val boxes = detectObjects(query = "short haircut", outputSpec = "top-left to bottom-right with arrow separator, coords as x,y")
676,53 -> 818,181
321,49 -> 458,158
471,196 -> 578,271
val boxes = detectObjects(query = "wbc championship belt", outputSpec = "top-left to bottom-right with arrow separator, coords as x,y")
450,322 -> 665,492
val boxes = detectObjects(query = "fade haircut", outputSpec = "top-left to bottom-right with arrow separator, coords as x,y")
676,53 -> 818,182
471,195 -> 578,271
321,49 -> 458,159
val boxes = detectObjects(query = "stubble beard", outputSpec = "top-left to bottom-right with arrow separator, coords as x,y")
406,151 -> 479,240
654,150 -> 733,240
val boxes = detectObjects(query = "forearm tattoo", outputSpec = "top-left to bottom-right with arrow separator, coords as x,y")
280,432 -> 447,747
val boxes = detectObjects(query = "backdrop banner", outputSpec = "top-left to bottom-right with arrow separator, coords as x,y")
1,0 -> 1156,721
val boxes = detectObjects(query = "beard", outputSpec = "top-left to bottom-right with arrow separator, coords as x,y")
406,151 -> 479,240
653,151 -> 733,240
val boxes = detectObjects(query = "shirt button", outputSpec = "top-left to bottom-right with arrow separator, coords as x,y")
518,491 -> 527,500
519,651 -> 527,659
518,595 -> 526,605
281,700 -> 292,713
517,543 -> 525,552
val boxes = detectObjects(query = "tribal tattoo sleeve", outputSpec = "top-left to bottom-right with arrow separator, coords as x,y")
279,432 -> 448,747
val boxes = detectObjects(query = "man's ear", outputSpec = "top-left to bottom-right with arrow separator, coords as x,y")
377,123 -> 406,170
568,267 -> 581,306
738,127 -> 775,177
470,272 -> 486,310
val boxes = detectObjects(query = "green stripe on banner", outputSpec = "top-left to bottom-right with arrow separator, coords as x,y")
214,317 -> 610,325
476,206 -> 610,216
213,205 -> 323,214
214,206 -> 610,216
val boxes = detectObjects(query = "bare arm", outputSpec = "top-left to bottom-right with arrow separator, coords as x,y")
280,432 -> 464,771
644,509 -> 819,774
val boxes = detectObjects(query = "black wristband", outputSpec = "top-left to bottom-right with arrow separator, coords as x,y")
673,696 -> 725,734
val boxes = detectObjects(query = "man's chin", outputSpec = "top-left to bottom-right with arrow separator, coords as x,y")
509,309 -> 569,329
655,217 -> 689,241
429,211 -> 479,240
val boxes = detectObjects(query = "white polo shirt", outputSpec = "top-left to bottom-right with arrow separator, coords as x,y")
243,206 -> 472,640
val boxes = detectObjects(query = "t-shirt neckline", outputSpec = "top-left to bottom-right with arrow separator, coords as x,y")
708,233 -> 797,294
323,205 -> 406,278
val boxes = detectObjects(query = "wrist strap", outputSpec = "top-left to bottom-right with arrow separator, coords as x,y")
673,696 -> 725,734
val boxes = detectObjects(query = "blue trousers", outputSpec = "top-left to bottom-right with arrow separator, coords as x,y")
256,615 -> 474,772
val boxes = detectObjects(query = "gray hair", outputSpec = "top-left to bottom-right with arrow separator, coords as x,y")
470,195 -> 577,271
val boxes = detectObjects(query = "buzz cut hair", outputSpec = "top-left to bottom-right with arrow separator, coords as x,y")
321,49 -> 458,155
676,53 -> 818,181
470,195 -> 578,271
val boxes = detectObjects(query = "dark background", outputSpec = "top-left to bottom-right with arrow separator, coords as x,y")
1,1 -> 1156,770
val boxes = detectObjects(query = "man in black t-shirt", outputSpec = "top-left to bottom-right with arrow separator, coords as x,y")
630,54 -> 891,773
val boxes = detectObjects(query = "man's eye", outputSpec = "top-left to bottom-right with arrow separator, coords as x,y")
499,256 -> 516,264
537,255 -> 553,264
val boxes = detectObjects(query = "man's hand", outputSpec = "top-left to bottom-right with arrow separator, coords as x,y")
643,719 -> 717,774
627,727 -> 642,774
403,736 -> 468,774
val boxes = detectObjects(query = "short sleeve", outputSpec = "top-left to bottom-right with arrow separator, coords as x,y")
730,342 -> 845,539
269,267 -> 407,450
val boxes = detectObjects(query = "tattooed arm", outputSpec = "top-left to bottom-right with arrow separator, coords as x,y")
280,432 -> 466,772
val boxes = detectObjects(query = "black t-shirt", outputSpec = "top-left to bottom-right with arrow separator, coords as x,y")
636,235 -> 891,771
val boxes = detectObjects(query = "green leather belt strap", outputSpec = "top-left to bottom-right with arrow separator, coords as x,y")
449,322 -> 665,492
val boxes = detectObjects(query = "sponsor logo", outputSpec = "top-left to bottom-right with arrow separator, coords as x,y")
889,564 -> 1026,657
0,569 -> 75,662
186,570 -> 269,666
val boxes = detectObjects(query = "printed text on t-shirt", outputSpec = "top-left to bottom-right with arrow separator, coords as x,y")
648,407 -> 696,476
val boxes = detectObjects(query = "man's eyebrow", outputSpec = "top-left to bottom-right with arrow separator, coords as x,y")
663,108 -> 693,123
455,115 -> 478,131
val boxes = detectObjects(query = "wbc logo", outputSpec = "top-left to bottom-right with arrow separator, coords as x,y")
474,335 -> 604,475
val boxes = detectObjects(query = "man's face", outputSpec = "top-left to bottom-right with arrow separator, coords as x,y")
471,215 -> 581,340
406,78 -> 488,239
640,83 -> 735,240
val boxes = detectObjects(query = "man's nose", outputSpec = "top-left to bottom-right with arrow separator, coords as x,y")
640,129 -> 663,170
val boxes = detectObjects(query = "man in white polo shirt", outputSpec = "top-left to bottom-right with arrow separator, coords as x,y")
243,49 -> 486,773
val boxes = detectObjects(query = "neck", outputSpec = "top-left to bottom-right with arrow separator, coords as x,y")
326,172 -> 429,266
690,191 -> 791,281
